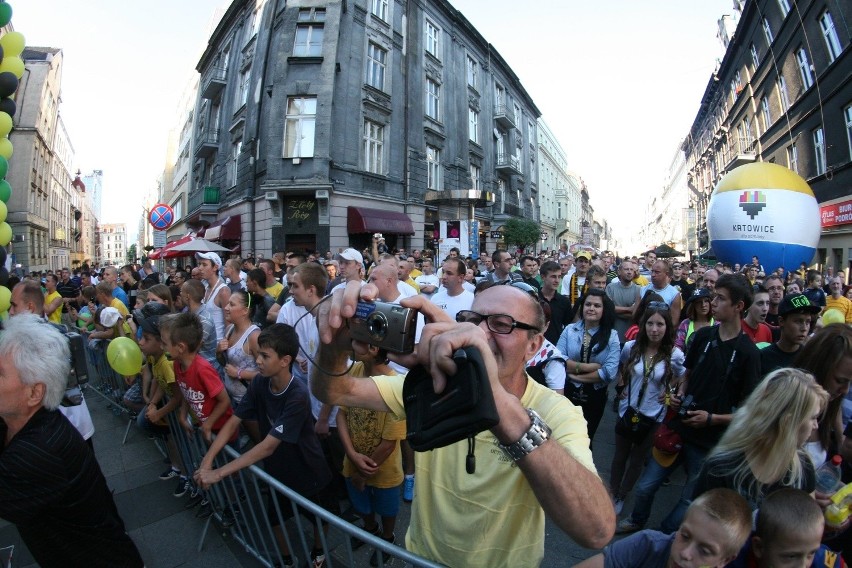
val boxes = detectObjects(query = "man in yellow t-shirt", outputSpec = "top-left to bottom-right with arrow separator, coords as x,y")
825,276 -> 852,323
43,274 -> 63,324
312,283 -> 615,567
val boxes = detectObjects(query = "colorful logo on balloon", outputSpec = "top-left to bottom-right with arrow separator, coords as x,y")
707,163 -> 820,274
148,203 -> 175,230
739,190 -> 767,220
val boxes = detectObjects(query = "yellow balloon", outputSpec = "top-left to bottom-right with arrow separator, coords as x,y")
822,309 -> 846,325
106,337 -> 144,376
0,112 -> 11,137
0,200 -> 6,223
0,286 -> 10,313
0,56 -> 23,79
0,32 -> 25,57
0,137 -> 14,159
0,221 -> 11,246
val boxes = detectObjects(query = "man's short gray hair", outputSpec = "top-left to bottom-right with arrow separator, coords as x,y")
0,314 -> 70,410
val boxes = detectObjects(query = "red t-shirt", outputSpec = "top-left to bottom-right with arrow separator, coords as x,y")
741,320 -> 773,344
174,354 -> 233,432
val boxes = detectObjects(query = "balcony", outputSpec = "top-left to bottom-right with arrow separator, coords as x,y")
494,104 -> 515,129
200,66 -> 227,100
724,136 -> 756,171
195,129 -> 220,159
186,186 -> 220,223
424,189 -> 494,208
495,152 -> 521,175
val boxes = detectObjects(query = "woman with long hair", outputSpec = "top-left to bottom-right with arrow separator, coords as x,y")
146,284 -> 175,313
623,291 -> 665,342
674,288 -> 714,352
610,302 -> 686,514
793,324 -> 852,476
692,368 -> 828,509
216,290 -> 260,405
557,288 -> 620,443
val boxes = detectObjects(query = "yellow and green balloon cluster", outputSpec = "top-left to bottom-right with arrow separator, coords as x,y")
0,0 -> 24,312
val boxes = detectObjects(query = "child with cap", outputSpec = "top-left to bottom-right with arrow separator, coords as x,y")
134,302 -> 190,495
760,293 -> 822,374
576,487 -> 752,568
727,488 -> 845,568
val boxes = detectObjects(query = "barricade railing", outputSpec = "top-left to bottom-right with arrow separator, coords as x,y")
164,410 -> 445,568
85,336 -> 444,567
169,412 -> 441,568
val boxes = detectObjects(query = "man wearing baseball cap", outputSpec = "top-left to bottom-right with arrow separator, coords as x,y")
195,252 -> 229,341
760,293 -> 822,374
332,248 -> 365,291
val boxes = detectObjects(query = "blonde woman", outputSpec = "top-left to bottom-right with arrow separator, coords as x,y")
692,368 -> 828,510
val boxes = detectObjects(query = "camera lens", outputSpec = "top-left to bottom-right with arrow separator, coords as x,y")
366,312 -> 388,340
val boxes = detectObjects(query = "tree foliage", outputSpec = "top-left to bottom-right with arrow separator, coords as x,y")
127,243 -> 137,263
502,218 -> 540,250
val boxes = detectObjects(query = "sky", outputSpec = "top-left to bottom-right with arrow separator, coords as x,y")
13,0 -> 733,249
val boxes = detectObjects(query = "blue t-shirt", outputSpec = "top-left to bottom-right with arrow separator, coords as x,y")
603,530 -> 674,568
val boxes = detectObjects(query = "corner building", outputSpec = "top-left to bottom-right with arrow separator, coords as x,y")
184,0 -> 540,255
683,0 -> 852,273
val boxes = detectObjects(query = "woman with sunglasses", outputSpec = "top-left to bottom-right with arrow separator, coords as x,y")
216,290 -> 260,405
610,301 -> 685,514
557,288 -> 620,443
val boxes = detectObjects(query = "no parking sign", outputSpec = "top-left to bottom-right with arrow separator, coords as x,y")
148,203 -> 175,230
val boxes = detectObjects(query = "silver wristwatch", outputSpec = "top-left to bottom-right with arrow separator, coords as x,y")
499,408 -> 552,461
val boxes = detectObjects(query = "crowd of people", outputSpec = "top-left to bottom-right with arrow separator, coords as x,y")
2,239 -> 852,567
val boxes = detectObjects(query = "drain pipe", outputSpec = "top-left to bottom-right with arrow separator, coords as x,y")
250,0 -> 282,256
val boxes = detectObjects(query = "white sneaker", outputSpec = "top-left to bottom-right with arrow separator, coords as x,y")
613,498 -> 625,516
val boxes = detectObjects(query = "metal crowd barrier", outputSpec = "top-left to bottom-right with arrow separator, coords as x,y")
84,339 -> 139,445
84,341 -> 443,568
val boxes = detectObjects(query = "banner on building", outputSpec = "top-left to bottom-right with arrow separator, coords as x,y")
821,200 -> 852,228
435,220 -> 478,260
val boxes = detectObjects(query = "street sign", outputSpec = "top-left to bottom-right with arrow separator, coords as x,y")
153,230 -> 167,248
540,232 -> 548,240
490,231 -> 502,239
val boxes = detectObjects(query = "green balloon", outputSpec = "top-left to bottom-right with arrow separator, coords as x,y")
0,155 -> 6,179
0,180 -> 9,202
0,4 -> 11,28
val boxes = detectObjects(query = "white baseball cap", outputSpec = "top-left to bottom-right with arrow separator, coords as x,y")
337,248 -> 363,264
195,252 -> 222,268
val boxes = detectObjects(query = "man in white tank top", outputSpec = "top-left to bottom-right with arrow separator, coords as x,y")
196,252 -> 230,341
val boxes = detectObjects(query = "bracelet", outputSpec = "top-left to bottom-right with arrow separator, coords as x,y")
706,412 -> 713,426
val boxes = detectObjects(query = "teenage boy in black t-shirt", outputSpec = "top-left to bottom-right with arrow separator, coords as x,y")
759,293 -> 821,375
195,323 -> 332,568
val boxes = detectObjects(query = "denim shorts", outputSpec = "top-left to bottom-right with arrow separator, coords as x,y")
345,478 -> 401,518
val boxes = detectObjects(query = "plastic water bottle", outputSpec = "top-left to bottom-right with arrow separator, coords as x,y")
816,455 -> 843,494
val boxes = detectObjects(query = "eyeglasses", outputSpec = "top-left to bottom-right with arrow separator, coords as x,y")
647,301 -> 670,311
456,310 -> 541,334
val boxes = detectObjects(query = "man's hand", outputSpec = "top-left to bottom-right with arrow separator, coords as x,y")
146,404 -> 160,423
682,409 -> 711,428
194,467 -> 220,490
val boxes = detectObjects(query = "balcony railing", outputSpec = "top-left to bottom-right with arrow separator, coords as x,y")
494,104 -> 515,129
187,186 -> 220,217
195,129 -> 220,159
724,136 -> 756,170
200,66 -> 227,99
495,152 -> 521,175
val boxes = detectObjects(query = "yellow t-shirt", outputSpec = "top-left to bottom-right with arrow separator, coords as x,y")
825,295 -> 852,323
633,275 -> 649,287
110,297 -> 130,319
405,276 -> 420,293
149,353 -> 175,426
341,364 -> 406,488
266,281 -> 284,299
45,291 -> 62,323
372,374 -> 595,568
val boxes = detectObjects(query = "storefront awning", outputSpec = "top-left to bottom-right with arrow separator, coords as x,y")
200,215 -> 241,241
347,206 -> 415,235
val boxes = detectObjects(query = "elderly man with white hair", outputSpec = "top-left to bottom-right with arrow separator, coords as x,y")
0,315 -> 143,567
